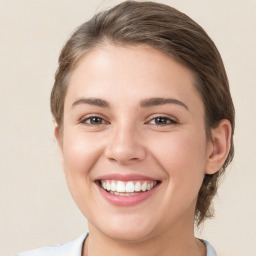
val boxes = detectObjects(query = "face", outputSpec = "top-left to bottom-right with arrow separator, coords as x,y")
58,44 -> 213,242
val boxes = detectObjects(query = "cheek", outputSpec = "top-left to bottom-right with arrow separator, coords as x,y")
149,130 -> 207,190
61,129 -> 105,214
62,129 -> 103,180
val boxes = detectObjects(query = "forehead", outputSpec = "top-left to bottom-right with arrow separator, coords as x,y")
65,43 -> 203,112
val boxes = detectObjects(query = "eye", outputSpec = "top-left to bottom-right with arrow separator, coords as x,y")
148,116 -> 177,126
81,116 -> 107,126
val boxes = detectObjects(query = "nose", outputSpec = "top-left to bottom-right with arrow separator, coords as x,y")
104,125 -> 147,165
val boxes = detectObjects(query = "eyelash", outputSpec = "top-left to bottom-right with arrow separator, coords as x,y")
80,115 -> 108,126
148,116 -> 178,126
80,115 -> 178,127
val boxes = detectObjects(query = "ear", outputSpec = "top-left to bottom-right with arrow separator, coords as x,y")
54,124 -> 63,156
205,119 -> 232,175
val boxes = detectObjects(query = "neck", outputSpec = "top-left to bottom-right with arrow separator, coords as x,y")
84,220 -> 206,256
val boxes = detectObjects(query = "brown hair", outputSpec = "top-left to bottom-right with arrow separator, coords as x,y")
50,0 -> 235,225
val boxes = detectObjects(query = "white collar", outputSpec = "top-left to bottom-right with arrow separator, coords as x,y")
17,234 -> 217,256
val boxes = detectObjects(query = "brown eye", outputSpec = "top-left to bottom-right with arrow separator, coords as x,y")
82,116 -> 105,125
149,117 -> 177,126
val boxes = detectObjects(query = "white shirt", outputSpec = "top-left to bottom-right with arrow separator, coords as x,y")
16,233 -> 217,256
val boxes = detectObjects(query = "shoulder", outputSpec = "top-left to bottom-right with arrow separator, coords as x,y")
201,239 -> 218,256
16,233 -> 88,256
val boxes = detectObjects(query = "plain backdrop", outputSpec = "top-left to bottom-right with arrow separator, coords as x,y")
0,0 -> 255,255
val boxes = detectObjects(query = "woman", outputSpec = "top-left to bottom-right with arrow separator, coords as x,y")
17,1 -> 234,255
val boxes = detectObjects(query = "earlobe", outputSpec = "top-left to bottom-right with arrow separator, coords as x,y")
54,124 -> 59,140
205,119 -> 232,175
54,125 -> 65,172
54,124 -> 63,153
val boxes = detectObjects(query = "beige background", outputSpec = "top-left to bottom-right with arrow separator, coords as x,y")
0,0 -> 255,255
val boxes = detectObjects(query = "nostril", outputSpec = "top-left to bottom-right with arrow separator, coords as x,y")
107,157 -> 142,165
130,157 -> 140,161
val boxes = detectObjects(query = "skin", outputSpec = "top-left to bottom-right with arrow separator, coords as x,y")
55,44 -> 231,256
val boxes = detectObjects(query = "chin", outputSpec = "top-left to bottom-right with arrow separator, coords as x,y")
90,213 -> 158,243
105,226 -> 155,243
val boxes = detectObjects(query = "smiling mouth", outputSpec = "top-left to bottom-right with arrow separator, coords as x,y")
98,180 -> 159,196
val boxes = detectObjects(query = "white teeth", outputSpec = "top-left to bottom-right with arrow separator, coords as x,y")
116,181 -> 126,192
147,182 -> 154,190
110,191 -> 137,196
111,181 -> 116,191
101,180 -> 158,193
106,181 -> 111,191
141,182 -> 147,191
126,181 -> 135,193
134,181 -> 141,192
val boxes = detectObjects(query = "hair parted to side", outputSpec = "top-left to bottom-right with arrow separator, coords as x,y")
50,0 -> 235,226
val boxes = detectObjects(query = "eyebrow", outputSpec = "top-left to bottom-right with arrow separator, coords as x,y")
140,97 -> 189,110
72,97 -> 189,110
72,97 -> 110,108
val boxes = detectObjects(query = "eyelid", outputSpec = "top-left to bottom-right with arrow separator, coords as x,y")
79,113 -> 109,125
146,114 -> 179,125
78,113 -> 178,126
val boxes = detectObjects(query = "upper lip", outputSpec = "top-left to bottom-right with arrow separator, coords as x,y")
95,173 -> 160,182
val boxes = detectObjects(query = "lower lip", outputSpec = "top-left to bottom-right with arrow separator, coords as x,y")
97,183 -> 159,207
